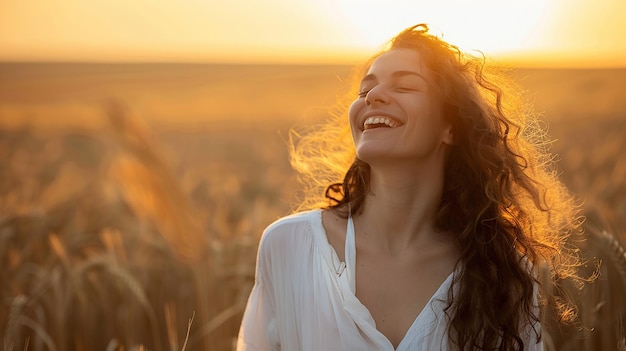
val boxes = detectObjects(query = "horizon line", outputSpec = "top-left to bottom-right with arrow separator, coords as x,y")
1,59 -> 625,70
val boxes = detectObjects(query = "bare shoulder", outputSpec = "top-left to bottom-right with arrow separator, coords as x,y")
321,209 -> 348,262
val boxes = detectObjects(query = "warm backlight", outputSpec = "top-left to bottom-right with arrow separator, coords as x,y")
0,0 -> 625,66
332,0 -> 551,58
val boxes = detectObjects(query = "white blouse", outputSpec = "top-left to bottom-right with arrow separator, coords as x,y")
237,209 -> 543,351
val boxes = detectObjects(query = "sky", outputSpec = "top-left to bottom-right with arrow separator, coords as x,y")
1,0 -> 625,67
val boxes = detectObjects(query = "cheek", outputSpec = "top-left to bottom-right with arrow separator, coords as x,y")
348,99 -> 363,131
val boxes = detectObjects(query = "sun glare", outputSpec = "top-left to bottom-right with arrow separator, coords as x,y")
331,0 -> 551,59
1,0 -> 623,66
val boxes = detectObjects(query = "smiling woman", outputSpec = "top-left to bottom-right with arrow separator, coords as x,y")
237,23 -> 584,351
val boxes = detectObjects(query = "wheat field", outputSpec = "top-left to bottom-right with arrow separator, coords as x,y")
0,63 -> 625,350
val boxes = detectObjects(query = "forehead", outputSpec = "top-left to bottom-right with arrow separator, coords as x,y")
365,48 -> 426,77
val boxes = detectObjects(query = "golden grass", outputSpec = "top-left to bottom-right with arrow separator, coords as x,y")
0,106 -> 263,350
0,63 -> 624,350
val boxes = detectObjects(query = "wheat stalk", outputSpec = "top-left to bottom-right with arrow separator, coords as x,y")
75,255 -> 161,350
4,295 -> 27,351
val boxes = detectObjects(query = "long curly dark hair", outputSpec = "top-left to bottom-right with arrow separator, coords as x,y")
290,24 -> 583,350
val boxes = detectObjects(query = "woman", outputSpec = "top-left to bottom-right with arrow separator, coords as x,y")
237,24 -> 582,350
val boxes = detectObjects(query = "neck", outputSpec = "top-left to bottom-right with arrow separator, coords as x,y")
354,159 -> 446,255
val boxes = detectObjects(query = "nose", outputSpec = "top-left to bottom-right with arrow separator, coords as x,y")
365,85 -> 389,106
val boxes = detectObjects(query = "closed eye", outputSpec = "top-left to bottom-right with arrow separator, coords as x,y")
357,90 -> 370,98
396,86 -> 420,92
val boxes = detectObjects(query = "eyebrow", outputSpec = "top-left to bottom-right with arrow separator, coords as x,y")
360,70 -> 427,84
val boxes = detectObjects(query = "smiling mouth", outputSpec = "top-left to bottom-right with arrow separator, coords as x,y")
363,116 -> 400,130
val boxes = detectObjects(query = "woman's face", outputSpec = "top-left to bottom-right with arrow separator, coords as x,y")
349,48 -> 453,166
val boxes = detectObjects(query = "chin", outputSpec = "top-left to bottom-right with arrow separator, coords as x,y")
355,148 -> 395,164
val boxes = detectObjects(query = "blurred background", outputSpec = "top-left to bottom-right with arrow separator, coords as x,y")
1,0 -> 625,350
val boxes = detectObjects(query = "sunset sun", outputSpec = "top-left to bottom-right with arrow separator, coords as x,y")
0,0 -> 624,66
331,0 -> 551,58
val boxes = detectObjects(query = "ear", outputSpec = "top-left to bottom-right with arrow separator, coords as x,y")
442,124 -> 455,146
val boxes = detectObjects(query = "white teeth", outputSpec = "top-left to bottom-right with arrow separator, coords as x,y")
363,116 -> 398,129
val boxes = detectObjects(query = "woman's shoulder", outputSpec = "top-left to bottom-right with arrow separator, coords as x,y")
264,209 -> 323,232
258,209 -> 324,248
254,210 -> 327,271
